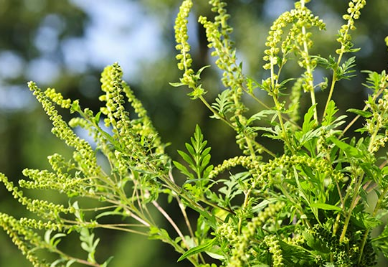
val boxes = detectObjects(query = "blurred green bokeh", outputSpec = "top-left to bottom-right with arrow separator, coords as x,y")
0,0 -> 388,266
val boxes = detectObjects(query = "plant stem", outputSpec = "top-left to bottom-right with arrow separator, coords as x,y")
339,173 -> 364,243
301,0 -> 318,122
152,200 -> 190,249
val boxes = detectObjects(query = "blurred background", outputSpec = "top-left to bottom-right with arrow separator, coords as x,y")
0,0 -> 387,266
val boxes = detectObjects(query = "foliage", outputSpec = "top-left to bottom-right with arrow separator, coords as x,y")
1,0 -> 388,266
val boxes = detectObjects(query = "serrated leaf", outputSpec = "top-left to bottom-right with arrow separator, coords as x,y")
211,89 -> 233,118
323,100 -> 338,125
247,110 -> 276,125
178,150 -> 195,167
173,161 -> 194,179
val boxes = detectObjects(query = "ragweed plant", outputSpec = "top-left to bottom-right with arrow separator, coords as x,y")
1,0 -> 388,266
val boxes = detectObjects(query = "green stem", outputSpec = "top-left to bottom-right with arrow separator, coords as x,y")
301,0 -> 318,122
199,95 -> 234,128
323,71 -> 339,119
273,96 -> 294,153
339,173 -> 363,243
323,11 -> 354,118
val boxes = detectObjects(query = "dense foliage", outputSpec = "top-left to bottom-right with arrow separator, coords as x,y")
1,0 -> 388,266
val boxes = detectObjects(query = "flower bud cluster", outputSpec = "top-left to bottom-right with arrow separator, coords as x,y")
0,166 -> 75,225
220,202 -> 285,267
264,235 -> 284,266
28,82 -> 100,178
44,88 -> 72,109
99,64 -> 169,182
366,95 -> 388,153
199,0 -> 246,122
174,0 -> 195,88
122,81 -> 165,155
0,213 -> 48,267
20,168 -> 84,199
199,1 -> 243,88
209,156 -> 254,179
263,3 -> 325,71
253,154 -> 343,192
336,0 -> 366,54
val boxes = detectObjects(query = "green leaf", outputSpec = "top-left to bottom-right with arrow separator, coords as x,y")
351,211 -> 381,229
347,108 -> 372,118
101,257 -> 114,267
362,70 -> 387,92
169,82 -> 185,87
194,65 -> 211,79
247,110 -> 277,125
337,56 -> 357,80
185,143 -> 195,156
178,150 -> 195,168
211,89 -> 233,118
278,78 -> 295,90
173,161 -> 194,179
177,238 -> 216,262
188,85 -> 206,99
44,230 -> 66,248
65,260 -> 76,267
200,154 -> 211,170
95,210 -> 124,219
302,104 -> 317,133
176,125 -> 213,183
323,100 -> 338,125
94,111 -> 102,124
329,137 -> 363,158
315,55 -> 337,70
310,203 -> 341,211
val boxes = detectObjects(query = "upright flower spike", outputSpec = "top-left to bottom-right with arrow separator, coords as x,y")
199,0 -> 245,106
174,0 -> 195,88
99,63 -> 167,163
337,0 -> 367,55
323,0 -> 366,117
122,81 -> 165,155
